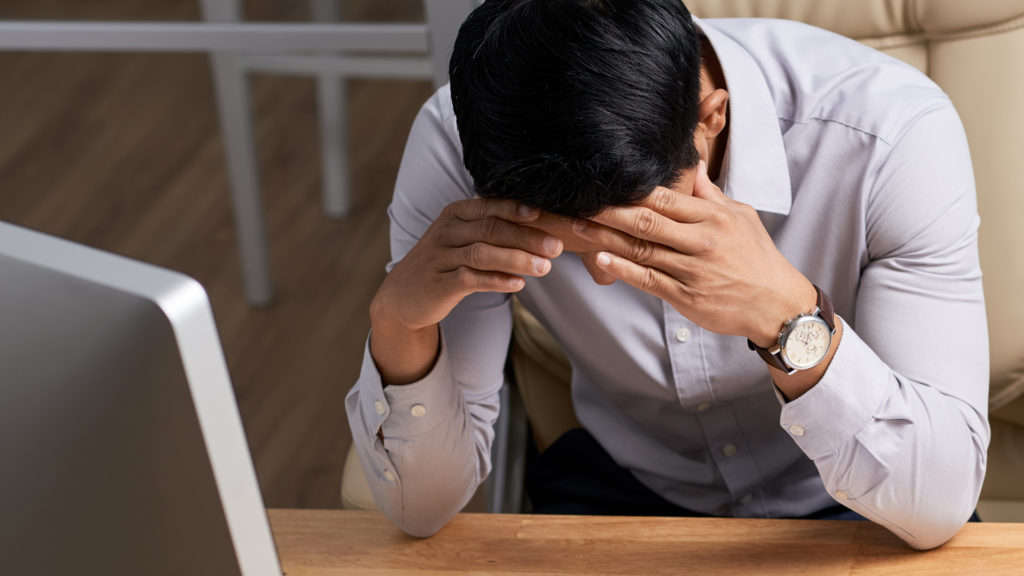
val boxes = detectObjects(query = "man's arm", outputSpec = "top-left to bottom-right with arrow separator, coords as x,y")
778,104 -> 988,549
345,86 -> 561,537
573,103 -> 988,549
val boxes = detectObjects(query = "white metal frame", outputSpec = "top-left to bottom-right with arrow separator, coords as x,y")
0,0 -> 477,305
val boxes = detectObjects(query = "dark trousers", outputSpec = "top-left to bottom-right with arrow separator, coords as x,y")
526,428 -> 980,522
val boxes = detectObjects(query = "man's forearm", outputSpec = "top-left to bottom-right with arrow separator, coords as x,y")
369,294 -> 441,386
345,339 -> 493,538
779,326 -> 987,549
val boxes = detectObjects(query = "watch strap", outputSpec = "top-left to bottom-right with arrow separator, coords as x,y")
752,341 -> 790,372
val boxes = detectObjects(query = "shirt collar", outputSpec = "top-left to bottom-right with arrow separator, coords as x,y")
692,16 -> 792,215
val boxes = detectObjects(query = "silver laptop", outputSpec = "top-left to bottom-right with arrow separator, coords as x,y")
0,221 -> 282,576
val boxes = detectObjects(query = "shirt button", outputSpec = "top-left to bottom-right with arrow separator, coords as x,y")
722,443 -> 737,457
374,400 -> 386,415
675,327 -> 691,343
697,403 -> 711,412
835,490 -> 848,501
740,494 -> 753,504
410,404 -> 427,418
383,470 -> 396,482
788,424 -> 805,437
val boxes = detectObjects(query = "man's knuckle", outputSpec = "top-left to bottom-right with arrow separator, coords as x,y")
628,237 -> 655,263
681,282 -> 704,305
512,223 -> 531,247
653,189 -> 673,214
688,262 -> 708,282
468,194 -> 487,217
480,216 -> 502,241
454,266 -> 477,289
642,267 -> 660,291
441,203 -> 458,220
672,282 -> 692,305
707,207 -> 726,225
433,221 -> 453,243
634,210 -> 660,237
466,243 -> 486,268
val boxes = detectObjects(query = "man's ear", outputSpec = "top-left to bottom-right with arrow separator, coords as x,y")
697,89 -> 729,139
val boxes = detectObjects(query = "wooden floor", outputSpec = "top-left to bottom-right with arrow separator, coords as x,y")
0,0 -> 431,508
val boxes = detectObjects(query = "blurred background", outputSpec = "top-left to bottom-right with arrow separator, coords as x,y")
0,0 -> 431,509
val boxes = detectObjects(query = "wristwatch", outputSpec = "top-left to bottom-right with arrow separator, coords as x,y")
747,285 -> 836,374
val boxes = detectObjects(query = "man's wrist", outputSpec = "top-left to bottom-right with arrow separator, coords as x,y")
772,314 -> 843,401
749,275 -> 818,349
369,292 -> 442,386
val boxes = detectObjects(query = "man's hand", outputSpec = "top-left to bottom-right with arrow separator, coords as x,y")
370,197 -> 563,385
572,160 -> 815,348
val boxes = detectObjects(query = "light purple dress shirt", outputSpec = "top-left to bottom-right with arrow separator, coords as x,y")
346,17 -> 989,549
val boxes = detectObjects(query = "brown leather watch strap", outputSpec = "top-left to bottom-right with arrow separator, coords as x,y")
747,285 -> 836,372
751,341 -> 790,372
816,284 -> 836,334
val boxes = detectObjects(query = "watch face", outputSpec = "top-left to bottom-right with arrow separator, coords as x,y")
781,316 -> 831,370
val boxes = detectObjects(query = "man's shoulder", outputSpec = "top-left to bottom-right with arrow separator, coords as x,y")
709,18 -> 951,144
416,84 -> 461,147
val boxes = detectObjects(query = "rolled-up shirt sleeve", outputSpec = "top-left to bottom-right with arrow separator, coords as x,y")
778,102 -> 990,549
344,85 -> 511,537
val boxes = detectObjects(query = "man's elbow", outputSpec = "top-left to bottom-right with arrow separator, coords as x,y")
373,491 -> 460,538
395,512 -> 455,539
903,517 -> 967,550
373,480 -> 471,538
894,502 -> 978,551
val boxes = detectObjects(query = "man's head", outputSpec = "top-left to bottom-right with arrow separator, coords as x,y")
449,0 -> 704,219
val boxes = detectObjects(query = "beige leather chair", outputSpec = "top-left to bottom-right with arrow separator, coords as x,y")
343,1 -> 1024,520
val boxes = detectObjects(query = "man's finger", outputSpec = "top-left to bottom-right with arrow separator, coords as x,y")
440,214 -> 563,258
581,208 -> 708,255
448,243 -> 552,278
592,251 -> 680,302
638,186 -> 708,223
527,211 -> 611,254
448,266 -> 525,295
446,196 -> 539,224
572,218 -> 666,265
580,252 -> 617,285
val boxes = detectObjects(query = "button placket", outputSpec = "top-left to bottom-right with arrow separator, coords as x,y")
663,302 -> 710,409
697,402 -> 760,502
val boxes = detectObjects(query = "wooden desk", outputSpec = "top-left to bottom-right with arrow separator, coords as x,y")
269,509 -> 1024,575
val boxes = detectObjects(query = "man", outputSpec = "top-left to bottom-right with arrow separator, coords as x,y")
346,0 -> 989,549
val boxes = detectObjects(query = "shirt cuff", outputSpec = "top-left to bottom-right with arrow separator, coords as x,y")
778,318 -> 894,459
355,331 -> 459,441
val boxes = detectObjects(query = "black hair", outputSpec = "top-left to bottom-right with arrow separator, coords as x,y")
449,0 -> 703,218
